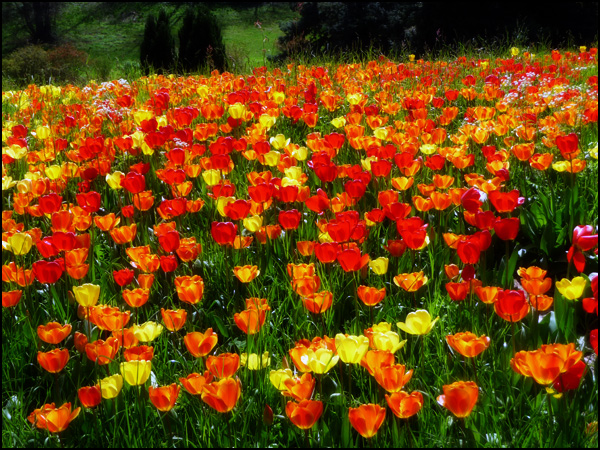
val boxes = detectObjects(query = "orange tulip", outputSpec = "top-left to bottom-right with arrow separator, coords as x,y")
89,305 -> 131,331
179,371 -> 214,396
206,353 -> 240,378
175,275 -> 205,304
122,288 -> 150,308
286,400 -> 323,430
385,391 -> 424,419
37,322 -> 72,345
529,294 -> 554,312
393,271 -> 428,292
184,329 -> 218,358
474,286 -> 500,304
437,381 -> 479,418
510,343 -> 583,386
161,308 -> 187,331
2,290 -> 23,307
282,373 -> 316,401
446,332 -> 490,358
109,223 -> 137,245
357,286 -> 386,306
234,308 -> 266,335
233,265 -> 260,283
94,213 -> 120,231
374,364 -> 414,392
78,385 -> 102,408
201,377 -> 242,413
301,291 -> 333,314
85,337 -> 120,365
37,348 -> 69,373
28,402 -> 80,433
348,404 -> 386,438
111,327 -> 139,348
360,350 -> 395,377
123,345 -> 154,361
149,384 -> 180,412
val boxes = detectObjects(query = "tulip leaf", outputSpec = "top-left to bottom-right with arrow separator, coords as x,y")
210,313 -> 230,338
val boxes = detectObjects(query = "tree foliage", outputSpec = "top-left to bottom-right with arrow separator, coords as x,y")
276,2 -> 599,58
178,5 -> 227,73
140,9 -> 175,75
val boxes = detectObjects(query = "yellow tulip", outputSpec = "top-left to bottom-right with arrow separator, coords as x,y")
555,277 -> 587,300
228,103 -> 247,120
5,144 -> 28,160
196,85 -> 209,98
131,321 -> 163,342
98,374 -> 123,399
262,151 -> 281,167
35,126 -> 51,140
552,161 -> 570,172
306,348 -> 339,374
8,233 -> 33,255
243,215 -> 263,233
369,257 -> 389,275
45,165 -> 63,180
271,91 -> 285,104
241,352 -> 270,370
372,331 -> 407,354
397,310 -> 439,336
290,146 -> 308,161
511,47 -> 520,56
72,284 -> 100,307
106,172 -> 125,190
373,127 -> 390,140
2,176 -> 18,191
269,368 -> 294,391
202,169 -> 222,186
334,334 -> 369,364
269,134 -> 290,150
331,117 -> 346,128
409,54 -> 416,62
259,114 -> 277,130
347,93 -> 363,105
284,166 -> 304,182
120,360 -> 152,386
419,144 -> 438,155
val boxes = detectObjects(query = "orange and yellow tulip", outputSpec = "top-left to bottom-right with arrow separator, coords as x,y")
201,377 -> 242,413
286,399 -> 323,430
348,404 -> 386,438
149,384 -> 181,412
437,381 -> 479,418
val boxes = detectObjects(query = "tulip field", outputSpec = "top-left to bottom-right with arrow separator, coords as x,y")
2,48 -> 598,448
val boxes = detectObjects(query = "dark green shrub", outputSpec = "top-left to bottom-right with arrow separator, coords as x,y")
2,45 -> 51,85
140,9 -> 175,75
177,5 -> 227,73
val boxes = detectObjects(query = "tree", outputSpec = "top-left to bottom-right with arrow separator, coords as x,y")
140,9 -> 175,75
177,5 -> 227,73
8,2 -> 61,45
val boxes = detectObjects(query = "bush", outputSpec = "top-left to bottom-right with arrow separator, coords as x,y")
2,45 -> 52,85
140,9 -> 175,75
177,5 -> 227,73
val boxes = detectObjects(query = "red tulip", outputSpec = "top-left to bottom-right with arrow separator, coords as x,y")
278,209 -> 302,230
211,222 -> 237,246
121,171 -> 146,194
33,259 -> 64,284
493,218 -> 520,241
494,289 -> 530,322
